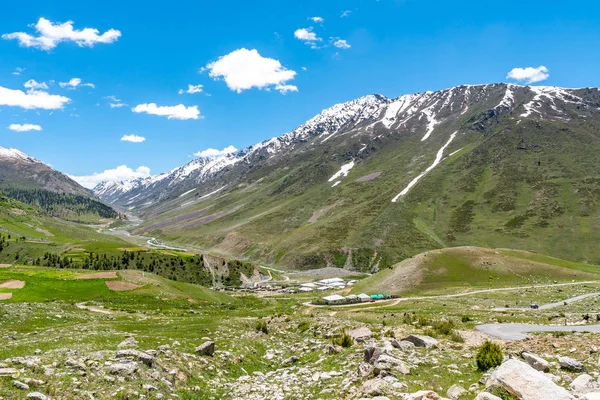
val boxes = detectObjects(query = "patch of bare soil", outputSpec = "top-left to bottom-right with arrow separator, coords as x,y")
355,172 -> 382,182
0,264 -> 12,268
308,201 -> 343,224
10,208 -> 26,216
0,293 -> 12,300
0,280 -> 25,289
105,281 -> 140,291
75,271 -> 118,280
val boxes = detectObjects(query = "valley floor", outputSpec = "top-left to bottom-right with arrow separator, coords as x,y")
2,265 -> 600,399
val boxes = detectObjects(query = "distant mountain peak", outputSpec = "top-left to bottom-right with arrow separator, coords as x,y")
0,146 -> 39,164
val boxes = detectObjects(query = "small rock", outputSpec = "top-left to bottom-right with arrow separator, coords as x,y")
446,384 -> 467,399
474,393 -> 502,400
27,393 -> 48,400
109,362 -> 139,376
391,340 -> 416,351
14,381 -> 30,390
117,337 -> 138,349
282,356 -> 299,366
403,334 -> 439,349
522,351 -> 550,372
349,327 -> 373,342
364,346 -> 383,364
116,349 -> 155,367
559,356 -> 584,371
195,341 -> 215,356
0,368 -> 19,377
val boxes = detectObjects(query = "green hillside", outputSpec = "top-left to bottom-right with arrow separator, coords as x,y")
351,246 -> 600,295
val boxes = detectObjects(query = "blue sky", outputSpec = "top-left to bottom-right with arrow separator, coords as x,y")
1,0 -> 600,187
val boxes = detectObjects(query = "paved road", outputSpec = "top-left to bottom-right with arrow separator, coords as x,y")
491,292 -> 600,312
476,323 -> 600,340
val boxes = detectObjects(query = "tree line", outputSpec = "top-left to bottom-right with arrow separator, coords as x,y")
0,188 -> 121,221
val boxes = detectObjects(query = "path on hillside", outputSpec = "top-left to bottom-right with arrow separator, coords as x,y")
76,302 -> 114,315
303,281 -> 600,311
476,323 -> 600,340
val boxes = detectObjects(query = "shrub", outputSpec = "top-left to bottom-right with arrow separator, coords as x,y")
331,330 -> 354,348
297,321 -> 310,332
461,315 -> 471,323
476,341 -> 503,371
432,320 -> 455,335
255,319 -> 268,334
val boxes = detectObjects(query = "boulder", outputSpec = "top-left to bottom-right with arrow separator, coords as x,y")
474,393 -> 502,400
350,327 -> 373,342
116,349 -> 155,367
570,374 -> 596,393
117,337 -> 138,349
559,356 -> 584,371
109,361 -> 139,376
358,362 -> 374,377
446,384 -> 467,399
391,340 -> 416,351
521,351 -> 550,372
373,354 -> 410,376
364,346 -> 383,364
195,341 -> 215,356
582,394 -> 600,400
324,344 -> 343,354
487,359 -> 574,400
402,335 -> 438,349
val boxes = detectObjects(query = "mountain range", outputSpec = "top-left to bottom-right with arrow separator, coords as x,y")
6,83 -> 600,271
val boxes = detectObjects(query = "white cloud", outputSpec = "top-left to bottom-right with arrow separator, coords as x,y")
121,134 -> 146,143
105,95 -> 126,108
310,16 -> 324,23
178,84 -> 203,95
294,27 -> 322,45
206,48 -> 297,94
341,10 -> 352,17
333,39 -> 351,49
506,66 -> 549,84
275,84 -> 298,94
132,103 -> 201,120
2,18 -> 121,50
0,86 -> 70,109
24,79 -> 49,90
70,165 -> 151,189
59,77 -> 94,89
8,123 -> 42,132
12,67 -> 25,76
194,145 -> 238,158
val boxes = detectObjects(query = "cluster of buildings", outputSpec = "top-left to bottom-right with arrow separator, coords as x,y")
322,292 -> 394,305
297,277 -> 357,293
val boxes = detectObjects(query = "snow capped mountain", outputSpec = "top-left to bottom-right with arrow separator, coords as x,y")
94,83 -> 600,207
0,146 -> 41,164
0,146 -> 91,196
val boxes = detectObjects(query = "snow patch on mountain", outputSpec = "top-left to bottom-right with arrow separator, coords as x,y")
328,161 -> 355,183
392,131 -> 457,202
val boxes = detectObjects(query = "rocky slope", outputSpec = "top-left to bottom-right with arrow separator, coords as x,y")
0,147 -> 90,196
93,84 -> 600,270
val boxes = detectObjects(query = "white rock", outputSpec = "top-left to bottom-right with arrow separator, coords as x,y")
474,393 -> 502,400
570,374 -> 596,393
559,356 -> 584,371
447,384 -> 467,399
522,352 -> 550,372
487,359 -> 574,400
403,335 -> 439,349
